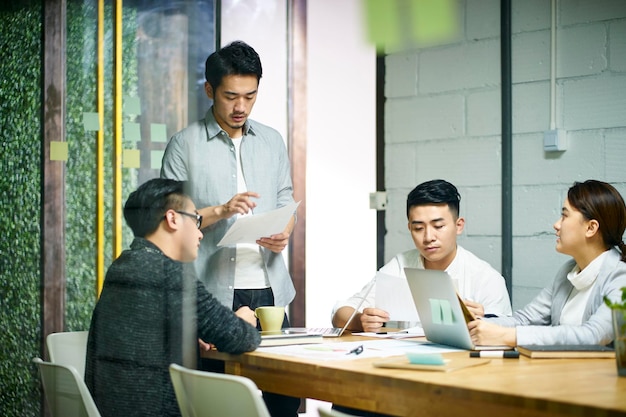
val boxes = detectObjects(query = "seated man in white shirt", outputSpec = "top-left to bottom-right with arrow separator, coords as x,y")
332,179 -> 512,334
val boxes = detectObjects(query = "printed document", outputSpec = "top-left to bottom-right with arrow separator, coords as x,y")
217,201 -> 300,246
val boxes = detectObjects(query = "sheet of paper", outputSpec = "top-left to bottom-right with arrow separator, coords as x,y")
375,272 -> 419,322
354,326 -> 425,338
258,339 -> 460,361
217,201 -> 300,246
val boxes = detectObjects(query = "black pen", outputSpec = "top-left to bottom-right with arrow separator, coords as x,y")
470,350 -> 519,358
347,345 -> 364,355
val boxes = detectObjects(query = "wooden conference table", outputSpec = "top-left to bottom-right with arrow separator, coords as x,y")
203,334 -> 626,417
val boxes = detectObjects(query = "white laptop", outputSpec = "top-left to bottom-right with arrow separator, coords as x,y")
285,278 -> 376,338
404,267 -> 512,351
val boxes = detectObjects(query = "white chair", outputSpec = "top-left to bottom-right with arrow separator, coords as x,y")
33,357 -> 101,417
318,407 -> 356,417
46,331 -> 89,378
169,363 -> 271,417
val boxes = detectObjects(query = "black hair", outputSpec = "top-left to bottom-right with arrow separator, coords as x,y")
123,178 -> 188,238
406,179 -> 461,218
204,40 -> 263,90
567,179 -> 626,262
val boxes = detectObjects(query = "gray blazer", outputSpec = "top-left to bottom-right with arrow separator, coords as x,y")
489,248 -> 626,345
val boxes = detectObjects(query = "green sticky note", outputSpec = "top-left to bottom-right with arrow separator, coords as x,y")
83,112 -> 100,131
50,141 -> 68,161
439,299 -> 454,325
151,123 -> 167,143
151,150 -> 164,170
411,0 -> 458,44
430,298 -> 442,324
123,149 -> 140,168
124,122 -> 141,142
430,298 -> 454,325
363,0 -> 401,51
124,96 -> 141,115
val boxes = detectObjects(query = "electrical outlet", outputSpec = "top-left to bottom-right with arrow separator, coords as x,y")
369,191 -> 387,210
544,129 -> 567,152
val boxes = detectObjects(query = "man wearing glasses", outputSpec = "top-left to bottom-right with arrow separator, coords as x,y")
85,178 -> 260,417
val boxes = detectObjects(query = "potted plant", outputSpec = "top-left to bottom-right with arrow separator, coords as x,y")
604,286 -> 626,377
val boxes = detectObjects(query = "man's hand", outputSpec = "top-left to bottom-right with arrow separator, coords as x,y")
360,307 -> 390,333
463,299 -> 484,318
257,215 -> 295,253
198,338 -> 214,351
257,231 -> 290,253
468,319 -> 516,347
218,191 -> 260,219
235,305 -> 258,327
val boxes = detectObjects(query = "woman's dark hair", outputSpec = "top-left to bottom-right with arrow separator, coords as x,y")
567,179 -> 626,262
123,178 -> 188,238
205,40 -> 263,90
406,179 -> 461,219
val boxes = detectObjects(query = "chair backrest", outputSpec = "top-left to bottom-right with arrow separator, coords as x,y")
318,407 -> 357,417
46,331 -> 89,379
33,357 -> 101,417
169,363 -> 271,417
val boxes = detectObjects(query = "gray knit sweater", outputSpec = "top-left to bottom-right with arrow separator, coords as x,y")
85,238 -> 260,417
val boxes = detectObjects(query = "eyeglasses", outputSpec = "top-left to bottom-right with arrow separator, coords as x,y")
175,211 -> 203,229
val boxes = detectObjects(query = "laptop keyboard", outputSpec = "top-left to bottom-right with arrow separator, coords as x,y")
307,327 -> 342,336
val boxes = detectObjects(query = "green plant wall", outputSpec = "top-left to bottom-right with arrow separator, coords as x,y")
0,4 -> 43,416
0,1 -> 137,415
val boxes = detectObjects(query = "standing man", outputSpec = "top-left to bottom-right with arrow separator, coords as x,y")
161,41 -> 299,417
85,178 -> 260,417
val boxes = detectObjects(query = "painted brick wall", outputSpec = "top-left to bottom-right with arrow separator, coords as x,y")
384,0 -> 626,309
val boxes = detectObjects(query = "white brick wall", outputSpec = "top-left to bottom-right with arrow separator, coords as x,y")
384,0 -> 626,309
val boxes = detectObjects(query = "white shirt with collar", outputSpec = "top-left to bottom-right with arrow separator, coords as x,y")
332,245 -> 512,322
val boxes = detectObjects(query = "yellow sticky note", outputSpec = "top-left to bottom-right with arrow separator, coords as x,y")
123,149 -> 140,168
151,123 -> 168,143
50,141 -> 68,161
83,112 -> 101,131
124,122 -> 141,142
151,150 -> 164,170
411,0 -> 458,44
124,96 -> 141,115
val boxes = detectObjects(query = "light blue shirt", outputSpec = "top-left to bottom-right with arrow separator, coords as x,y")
161,108 -> 296,308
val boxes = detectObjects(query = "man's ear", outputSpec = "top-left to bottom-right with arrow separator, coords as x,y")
162,209 -> 179,231
456,217 -> 465,235
204,82 -> 214,100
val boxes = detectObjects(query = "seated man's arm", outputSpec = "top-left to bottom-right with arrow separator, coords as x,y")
332,306 -> 390,333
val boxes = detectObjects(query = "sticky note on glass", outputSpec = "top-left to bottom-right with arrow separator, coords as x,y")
151,150 -> 164,170
50,141 -> 68,161
83,112 -> 100,131
124,122 -> 141,142
123,149 -> 140,168
123,96 -> 141,115
150,123 -> 167,143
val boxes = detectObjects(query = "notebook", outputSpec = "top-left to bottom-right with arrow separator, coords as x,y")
404,267 -> 512,351
284,278 -> 376,338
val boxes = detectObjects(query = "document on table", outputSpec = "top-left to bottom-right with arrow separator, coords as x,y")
259,339 -> 460,361
375,272 -> 419,322
217,201 -> 300,246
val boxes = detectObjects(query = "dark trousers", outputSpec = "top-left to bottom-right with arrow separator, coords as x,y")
200,288 -> 301,417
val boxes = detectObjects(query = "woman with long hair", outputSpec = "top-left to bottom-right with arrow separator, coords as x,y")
469,179 -> 626,346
